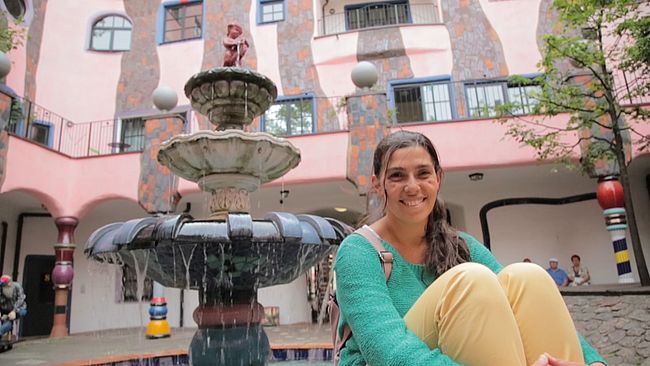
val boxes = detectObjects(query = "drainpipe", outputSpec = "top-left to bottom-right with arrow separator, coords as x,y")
321,0 -> 330,36
0,221 -> 7,274
13,212 -> 52,281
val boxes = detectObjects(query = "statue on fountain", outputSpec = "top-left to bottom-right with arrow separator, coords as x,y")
222,22 -> 249,67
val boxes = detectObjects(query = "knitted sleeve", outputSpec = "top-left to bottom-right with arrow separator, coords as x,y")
461,233 -> 607,365
335,234 -> 460,366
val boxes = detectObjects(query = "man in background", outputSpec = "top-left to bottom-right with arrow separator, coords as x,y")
546,258 -> 569,287
0,275 -> 27,341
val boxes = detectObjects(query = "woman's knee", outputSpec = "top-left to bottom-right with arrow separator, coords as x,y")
500,263 -> 549,280
443,262 -> 500,288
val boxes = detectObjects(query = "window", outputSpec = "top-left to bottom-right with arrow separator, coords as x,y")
163,1 -> 203,43
465,82 -> 505,118
3,0 -> 25,19
465,81 -> 540,117
262,96 -> 314,136
259,0 -> 285,23
393,81 -> 453,123
28,121 -> 52,147
507,84 -> 541,114
119,265 -> 153,303
119,117 -> 145,152
90,15 -> 132,51
345,1 -> 410,31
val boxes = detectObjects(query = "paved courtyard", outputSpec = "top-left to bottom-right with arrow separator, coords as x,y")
0,323 -> 332,365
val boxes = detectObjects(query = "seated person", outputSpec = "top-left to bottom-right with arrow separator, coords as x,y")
546,257 -> 569,287
0,275 -> 27,340
568,254 -> 591,286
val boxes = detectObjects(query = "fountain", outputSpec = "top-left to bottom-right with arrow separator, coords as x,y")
84,22 -> 350,366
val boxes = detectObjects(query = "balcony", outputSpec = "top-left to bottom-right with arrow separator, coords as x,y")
317,2 -> 441,37
1,72 -> 647,159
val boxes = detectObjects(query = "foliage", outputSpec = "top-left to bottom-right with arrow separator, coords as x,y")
496,0 -> 649,175
0,12 -> 25,53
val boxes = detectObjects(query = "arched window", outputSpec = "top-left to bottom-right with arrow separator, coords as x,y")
90,15 -> 132,51
3,0 -> 26,19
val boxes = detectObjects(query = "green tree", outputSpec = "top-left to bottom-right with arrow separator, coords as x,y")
0,12 -> 25,53
498,0 -> 650,285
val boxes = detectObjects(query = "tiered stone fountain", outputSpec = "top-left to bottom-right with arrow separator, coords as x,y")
84,23 -> 349,366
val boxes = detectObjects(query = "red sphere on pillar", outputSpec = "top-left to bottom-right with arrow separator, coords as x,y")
596,177 -> 625,210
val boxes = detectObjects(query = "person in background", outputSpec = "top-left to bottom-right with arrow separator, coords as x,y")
334,131 -> 605,366
568,254 -> 591,286
0,275 -> 27,340
523,257 -> 532,263
546,258 -> 569,287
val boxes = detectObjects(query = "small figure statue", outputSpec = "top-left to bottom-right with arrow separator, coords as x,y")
223,22 -> 249,67
0,275 -> 26,341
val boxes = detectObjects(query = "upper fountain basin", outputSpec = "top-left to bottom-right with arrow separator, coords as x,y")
157,129 -> 301,186
184,67 -> 277,128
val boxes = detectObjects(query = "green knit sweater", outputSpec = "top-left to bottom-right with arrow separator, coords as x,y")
334,231 -> 606,366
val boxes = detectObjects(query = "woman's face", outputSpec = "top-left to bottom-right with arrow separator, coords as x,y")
376,146 -> 441,226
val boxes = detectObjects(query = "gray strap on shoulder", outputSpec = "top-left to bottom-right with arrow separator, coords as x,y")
355,226 -> 393,281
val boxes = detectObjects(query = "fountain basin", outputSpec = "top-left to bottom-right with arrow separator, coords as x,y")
184,67 -> 277,127
85,212 -> 348,290
157,130 -> 301,186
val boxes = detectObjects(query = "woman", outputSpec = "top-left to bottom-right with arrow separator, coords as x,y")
334,131 -> 606,366
568,254 -> 591,286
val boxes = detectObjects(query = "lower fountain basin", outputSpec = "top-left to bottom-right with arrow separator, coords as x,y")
85,212 -> 350,290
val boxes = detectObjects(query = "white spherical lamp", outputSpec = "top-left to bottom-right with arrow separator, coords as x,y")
0,52 -> 12,79
153,86 -> 178,111
351,61 -> 378,89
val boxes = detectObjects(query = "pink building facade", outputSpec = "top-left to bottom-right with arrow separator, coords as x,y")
0,0 -> 648,337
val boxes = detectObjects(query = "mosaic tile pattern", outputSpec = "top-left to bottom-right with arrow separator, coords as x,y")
115,1 -> 160,114
138,117 -> 184,213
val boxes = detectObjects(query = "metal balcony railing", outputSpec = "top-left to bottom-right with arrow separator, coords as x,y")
318,3 -> 441,36
1,71 -> 647,158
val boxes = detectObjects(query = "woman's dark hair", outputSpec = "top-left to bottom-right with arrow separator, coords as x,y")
368,130 -> 470,277
571,254 -> 581,261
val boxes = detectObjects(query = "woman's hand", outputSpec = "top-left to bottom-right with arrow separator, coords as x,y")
531,353 -> 605,366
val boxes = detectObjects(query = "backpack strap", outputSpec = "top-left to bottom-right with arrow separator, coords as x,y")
333,226 -> 393,363
357,225 -> 393,281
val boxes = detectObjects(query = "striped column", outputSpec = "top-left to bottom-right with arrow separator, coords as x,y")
146,282 -> 170,339
596,176 -> 635,283
51,217 -> 78,337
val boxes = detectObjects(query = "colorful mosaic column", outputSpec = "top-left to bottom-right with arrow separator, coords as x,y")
146,282 -> 170,339
51,217 -> 78,337
140,116 -> 184,338
596,176 -> 635,283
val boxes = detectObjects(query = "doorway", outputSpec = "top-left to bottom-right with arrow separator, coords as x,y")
21,255 -> 55,337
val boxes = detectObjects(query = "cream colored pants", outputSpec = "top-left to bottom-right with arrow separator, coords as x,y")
404,262 -> 583,366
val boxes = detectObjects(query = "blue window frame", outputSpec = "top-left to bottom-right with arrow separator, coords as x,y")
28,120 -> 54,147
388,76 -> 455,123
117,117 -> 145,152
258,0 -> 285,24
157,0 -> 203,44
261,94 -> 315,136
464,79 -> 541,118
345,1 -> 411,31
90,15 -> 132,51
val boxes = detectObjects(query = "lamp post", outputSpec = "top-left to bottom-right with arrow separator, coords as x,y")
141,85 -> 183,340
